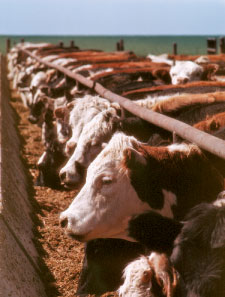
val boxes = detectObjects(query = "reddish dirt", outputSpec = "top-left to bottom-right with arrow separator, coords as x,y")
10,91 -> 118,297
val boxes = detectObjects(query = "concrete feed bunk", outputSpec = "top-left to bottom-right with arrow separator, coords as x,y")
0,54 -> 47,297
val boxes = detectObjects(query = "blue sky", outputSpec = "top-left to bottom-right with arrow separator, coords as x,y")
1,0 -> 225,35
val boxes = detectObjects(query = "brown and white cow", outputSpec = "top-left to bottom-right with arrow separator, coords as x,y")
56,95 -> 119,156
194,111 -> 225,133
119,252 -> 181,297
169,61 -> 218,85
59,107 -> 121,188
60,132 -> 223,242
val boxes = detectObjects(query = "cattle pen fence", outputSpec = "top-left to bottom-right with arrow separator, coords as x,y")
21,48 -> 225,161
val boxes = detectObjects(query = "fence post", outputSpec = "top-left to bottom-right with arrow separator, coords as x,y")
207,38 -> 217,54
70,40 -> 75,48
116,40 -> 124,51
116,41 -> 120,51
6,38 -> 11,53
219,37 -> 225,54
173,43 -> 177,55
59,41 -> 64,48
120,39 -> 124,51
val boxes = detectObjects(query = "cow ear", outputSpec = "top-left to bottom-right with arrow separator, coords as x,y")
154,68 -> 171,84
202,64 -> 219,80
209,119 -> 219,131
123,148 -> 147,169
150,254 -> 180,297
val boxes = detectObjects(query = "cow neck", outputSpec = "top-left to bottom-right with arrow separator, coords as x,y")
128,145 -> 223,220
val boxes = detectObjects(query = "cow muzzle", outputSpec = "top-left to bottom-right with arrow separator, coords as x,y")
59,213 -> 88,242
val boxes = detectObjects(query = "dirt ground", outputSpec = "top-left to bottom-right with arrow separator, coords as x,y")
10,92 -> 118,297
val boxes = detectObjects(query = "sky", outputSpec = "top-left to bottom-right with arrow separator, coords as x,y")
1,0 -> 225,36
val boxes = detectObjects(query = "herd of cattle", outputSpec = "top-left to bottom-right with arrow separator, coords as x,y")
7,41 -> 225,297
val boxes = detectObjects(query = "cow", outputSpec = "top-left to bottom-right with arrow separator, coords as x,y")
193,111 -> 225,133
60,133 -> 223,294
118,252 -> 183,297
59,107 -> 165,188
147,54 -> 173,66
150,92 -> 225,127
56,95 -> 120,156
170,61 -> 218,85
170,196 -> 225,297
60,133 -> 223,241
119,192 -> 225,297
123,81 -> 225,100
59,107 -> 121,188
36,140 -> 67,189
151,91 -> 225,114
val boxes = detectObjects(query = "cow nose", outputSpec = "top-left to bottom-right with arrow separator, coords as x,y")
60,217 -> 68,228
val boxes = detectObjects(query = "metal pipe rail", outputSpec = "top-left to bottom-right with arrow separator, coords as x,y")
21,48 -> 225,160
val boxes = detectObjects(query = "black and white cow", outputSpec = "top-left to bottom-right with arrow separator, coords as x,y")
120,193 -> 225,297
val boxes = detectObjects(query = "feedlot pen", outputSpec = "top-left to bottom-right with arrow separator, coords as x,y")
1,43 -> 225,297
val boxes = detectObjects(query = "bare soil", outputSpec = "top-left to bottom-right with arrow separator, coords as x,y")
10,92 -> 118,297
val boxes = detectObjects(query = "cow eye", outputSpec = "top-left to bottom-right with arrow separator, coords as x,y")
102,177 -> 113,185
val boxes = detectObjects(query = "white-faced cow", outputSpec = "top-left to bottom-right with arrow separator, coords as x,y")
60,132 -> 223,241
59,107 -> 169,189
119,252 -> 182,297
59,107 -> 121,188
170,61 -> 218,85
57,95 -> 120,156
60,133 -> 223,295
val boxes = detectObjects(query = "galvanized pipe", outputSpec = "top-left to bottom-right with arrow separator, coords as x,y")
20,48 -> 225,160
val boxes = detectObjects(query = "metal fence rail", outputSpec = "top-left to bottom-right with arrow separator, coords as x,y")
20,48 -> 225,160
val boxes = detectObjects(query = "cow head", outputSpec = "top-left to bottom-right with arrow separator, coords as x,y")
36,141 -> 66,189
28,95 -> 54,126
60,132 -> 223,242
59,133 -> 176,242
59,108 -> 121,188
170,61 -> 204,85
119,253 -> 181,297
54,103 -> 74,144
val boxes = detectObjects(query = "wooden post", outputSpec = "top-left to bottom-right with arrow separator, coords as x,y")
116,41 -> 120,51
207,38 -> 217,54
219,37 -> 225,54
6,38 -> 11,53
173,43 -> 177,55
70,40 -> 75,48
116,40 -> 124,51
59,41 -> 64,48
120,39 -> 124,51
